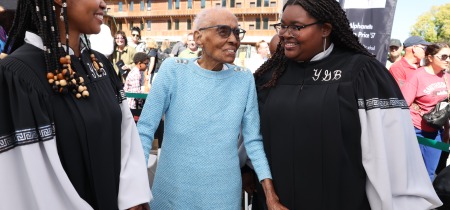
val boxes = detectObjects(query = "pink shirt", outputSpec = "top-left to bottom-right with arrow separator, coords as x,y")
389,57 -> 418,87
401,67 -> 450,132
124,67 -> 142,109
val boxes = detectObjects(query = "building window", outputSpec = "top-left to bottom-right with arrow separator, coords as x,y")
256,0 -> 261,7
167,20 -> 172,30
230,0 -> 235,7
250,2 -> 255,7
236,2 -> 242,8
140,0 -> 144,11
270,1 -> 276,7
147,20 -> 151,31
264,0 -> 269,7
168,0 -> 172,10
129,21 -> 133,30
255,18 -> 260,29
140,22 -> 144,30
175,0 -> 180,9
201,0 -> 206,8
147,0 -> 151,10
215,3 -> 220,7
263,18 -> 269,29
187,19 -> 192,30
175,19 -> 179,30
188,0 -> 193,9
118,21 -> 122,31
129,1 -> 134,11
222,0 -> 226,7
118,2 -> 123,11
249,24 -> 255,30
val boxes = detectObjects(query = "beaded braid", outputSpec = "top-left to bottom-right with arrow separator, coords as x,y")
255,0 -> 374,89
6,0 -> 90,98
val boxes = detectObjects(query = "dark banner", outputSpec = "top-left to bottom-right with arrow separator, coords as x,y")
339,0 -> 398,64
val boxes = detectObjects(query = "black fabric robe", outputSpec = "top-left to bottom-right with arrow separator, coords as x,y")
0,43 -> 124,209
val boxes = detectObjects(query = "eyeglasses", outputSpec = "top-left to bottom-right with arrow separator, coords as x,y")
141,62 -> 149,66
115,37 -> 124,40
132,34 -> 139,37
435,54 -> 450,61
198,25 -> 246,40
273,22 -> 321,37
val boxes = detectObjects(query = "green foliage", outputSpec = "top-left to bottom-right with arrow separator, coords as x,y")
410,3 -> 450,43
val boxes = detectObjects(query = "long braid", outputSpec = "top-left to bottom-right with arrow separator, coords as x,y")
287,0 -> 372,57
254,41 -> 287,88
6,0 -> 89,97
4,0 -> 36,53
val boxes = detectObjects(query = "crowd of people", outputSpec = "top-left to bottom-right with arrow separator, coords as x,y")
0,0 -> 449,209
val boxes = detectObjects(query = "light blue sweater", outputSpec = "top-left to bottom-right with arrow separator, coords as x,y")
137,57 -> 271,209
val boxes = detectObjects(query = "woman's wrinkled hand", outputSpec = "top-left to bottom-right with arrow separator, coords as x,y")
261,179 -> 289,210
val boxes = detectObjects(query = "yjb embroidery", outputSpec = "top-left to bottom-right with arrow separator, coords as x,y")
312,69 -> 342,81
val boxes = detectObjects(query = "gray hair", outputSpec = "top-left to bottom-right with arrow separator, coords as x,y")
193,8 -> 238,30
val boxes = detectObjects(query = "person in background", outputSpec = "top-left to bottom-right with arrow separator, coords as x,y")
137,7 -> 286,210
0,0 -> 151,209
268,34 -> 280,56
253,0 -> 442,209
0,7 -> 15,58
178,33 -> 201,58
401,43 -> 450,181
130,27 -> 147,53
89,24 -> 114,57
159,39 -> 172,58
247,40 -> 270,73
389,36 -> 430,87
170,33 -> 187,57
386,38 -> 403,69
111,30 -> 136,79
146,38 -> 159,85
124,52 -> 150,109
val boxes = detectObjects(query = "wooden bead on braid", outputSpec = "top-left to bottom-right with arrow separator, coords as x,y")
48,54 -> 90,99
90,53 -> 105,74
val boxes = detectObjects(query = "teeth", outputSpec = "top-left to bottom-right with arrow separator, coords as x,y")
285,43 -> 298,47
227,50 -> 234,52
95,14 -> 103,20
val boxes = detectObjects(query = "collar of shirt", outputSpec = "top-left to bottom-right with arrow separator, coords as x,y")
24,31 -> 86,55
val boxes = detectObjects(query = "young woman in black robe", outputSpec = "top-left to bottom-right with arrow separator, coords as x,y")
0,0 -> 151,209
251,0 -> 442,209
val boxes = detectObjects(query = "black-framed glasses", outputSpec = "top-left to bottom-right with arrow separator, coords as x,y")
435,54 -> 450,61
132,34 -> 139,37
198,25 -> 246,40
272,22 -> 321,37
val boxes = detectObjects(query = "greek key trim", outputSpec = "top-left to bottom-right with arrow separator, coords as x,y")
0,124 -> 55,154
358,98 -> 408,110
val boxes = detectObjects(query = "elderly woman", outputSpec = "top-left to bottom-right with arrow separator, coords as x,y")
137,7 -> 285,210
252,0 -> 442,209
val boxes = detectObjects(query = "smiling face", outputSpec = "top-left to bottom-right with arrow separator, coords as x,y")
195,10 -> 240,70
65,0 -> 106,35
279,5 -> 327,62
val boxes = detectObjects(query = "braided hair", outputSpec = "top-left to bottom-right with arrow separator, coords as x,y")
6,0 -> 98,98
6,0 -> 63,75
255,0 -> 373,88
